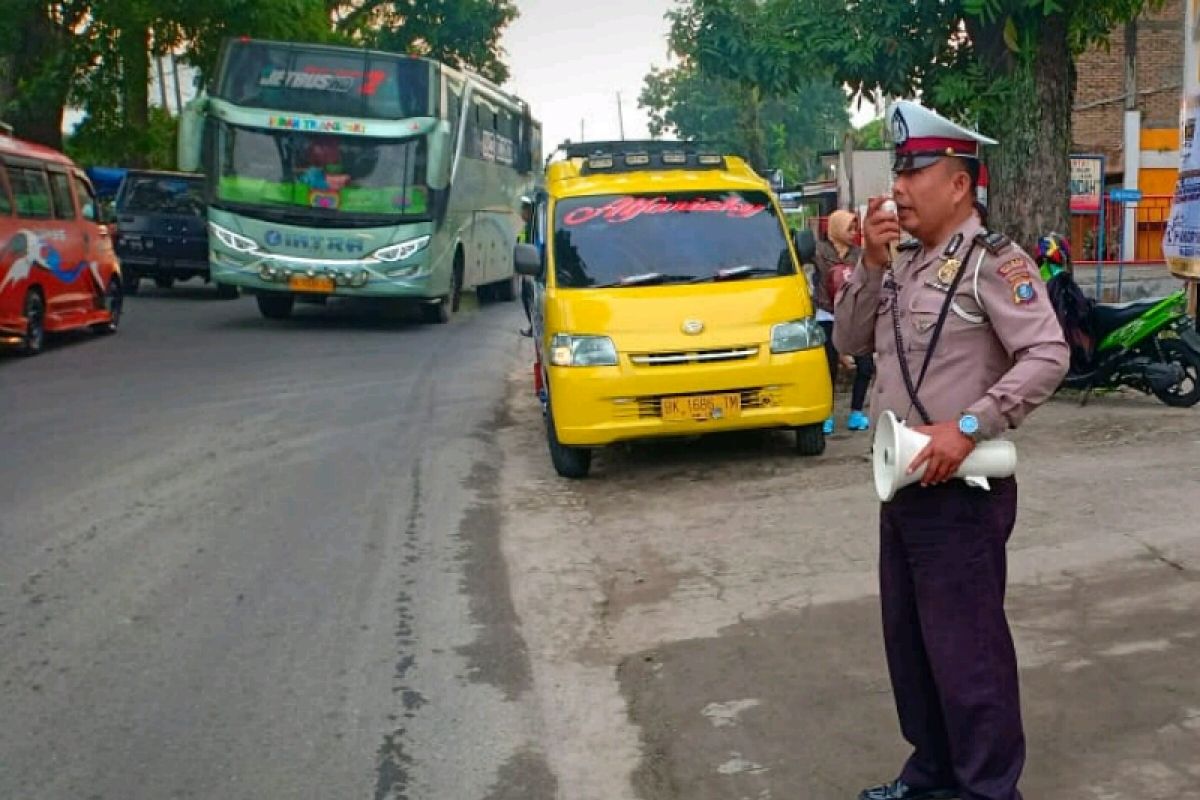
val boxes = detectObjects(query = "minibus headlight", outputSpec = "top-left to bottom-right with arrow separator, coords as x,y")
209,223 -> 259,254
373,235 -> 431,263
770,318 -> 825,353
550,334 -> 619,367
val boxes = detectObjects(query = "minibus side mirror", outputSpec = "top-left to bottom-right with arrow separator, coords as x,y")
514,242 -> 542,277
792,228 -> 816,264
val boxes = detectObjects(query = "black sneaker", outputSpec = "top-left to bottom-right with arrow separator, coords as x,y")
857,780 -> 957,800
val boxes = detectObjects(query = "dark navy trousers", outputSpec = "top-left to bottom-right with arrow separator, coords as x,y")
879,477 -> 1025,800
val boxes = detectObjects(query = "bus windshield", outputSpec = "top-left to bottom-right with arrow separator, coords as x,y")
213,123 -> 430,225
215,40 -> 432,119
552,191 -> 794,288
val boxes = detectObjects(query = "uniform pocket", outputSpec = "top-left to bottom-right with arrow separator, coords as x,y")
907,293 -> 944,351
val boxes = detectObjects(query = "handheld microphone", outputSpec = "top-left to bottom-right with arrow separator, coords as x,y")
881,199 -> 899,264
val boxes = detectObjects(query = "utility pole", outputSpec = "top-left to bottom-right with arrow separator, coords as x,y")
581,118 -> 585,143
616,92 -> 625,141
1121,15 -> 1141,264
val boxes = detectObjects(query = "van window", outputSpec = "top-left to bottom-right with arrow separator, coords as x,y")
552,190 -> 794,288
73,176 -> 99,222
49,171 -> 76,219
119,174 -> 205,217
7,166 -> 53,219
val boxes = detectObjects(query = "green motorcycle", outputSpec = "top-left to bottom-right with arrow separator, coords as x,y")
1039,234 -> 1200,407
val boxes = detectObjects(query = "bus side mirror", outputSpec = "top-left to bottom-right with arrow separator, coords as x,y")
514,243 -> 542,277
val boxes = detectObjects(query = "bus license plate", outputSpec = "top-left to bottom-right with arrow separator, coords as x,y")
289,275 -> 334,294
661,393 -> 741,421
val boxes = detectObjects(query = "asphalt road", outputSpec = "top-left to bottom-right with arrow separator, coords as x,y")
0,288 -> 551,800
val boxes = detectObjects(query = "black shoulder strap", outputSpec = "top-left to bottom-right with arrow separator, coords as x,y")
974,229 -> 1011,255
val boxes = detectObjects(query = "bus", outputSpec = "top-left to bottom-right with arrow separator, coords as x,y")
178,37 -> 542,323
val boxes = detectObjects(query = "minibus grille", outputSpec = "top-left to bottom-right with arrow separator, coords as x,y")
628,346 -> 759,367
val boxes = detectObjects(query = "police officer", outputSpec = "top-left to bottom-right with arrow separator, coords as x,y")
834,101 -> 1069,800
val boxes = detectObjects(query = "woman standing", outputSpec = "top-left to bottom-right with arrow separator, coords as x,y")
813,210 -> 875,433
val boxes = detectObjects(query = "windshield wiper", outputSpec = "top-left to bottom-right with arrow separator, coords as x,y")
694,266 -> 782,283
595,272 -> 698,288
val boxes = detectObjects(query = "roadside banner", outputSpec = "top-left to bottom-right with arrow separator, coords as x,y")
1164,94 -> 1200,280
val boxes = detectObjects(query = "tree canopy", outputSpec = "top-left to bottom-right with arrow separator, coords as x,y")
640,1 -> 853,181
0,0 -> 519,166
671,0 -> 1166,249
639,64 -> 850,183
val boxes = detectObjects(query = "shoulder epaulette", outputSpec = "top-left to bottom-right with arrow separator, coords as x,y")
973,229 -> 1011,255
898,239 -> 921,252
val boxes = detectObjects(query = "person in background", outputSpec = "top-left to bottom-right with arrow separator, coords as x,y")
814,209 -> 875,434
518,196 -> 535,337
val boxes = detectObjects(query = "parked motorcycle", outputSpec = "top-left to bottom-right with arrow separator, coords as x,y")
1038,233 -> 1200,407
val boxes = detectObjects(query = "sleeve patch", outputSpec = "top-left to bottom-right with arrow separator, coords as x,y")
998,257 -> 1030,280
997,257 -> 1037,304
1013,279 -> 1037,304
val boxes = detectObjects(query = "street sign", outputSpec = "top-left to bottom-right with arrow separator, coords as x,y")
1070,155 -> 1105,213
1110,187 -> 1143,203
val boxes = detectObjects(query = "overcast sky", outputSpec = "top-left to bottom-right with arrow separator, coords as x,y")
501,0 -> 679,151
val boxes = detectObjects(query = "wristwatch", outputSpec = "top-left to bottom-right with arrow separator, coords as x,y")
958,413 -> 982,442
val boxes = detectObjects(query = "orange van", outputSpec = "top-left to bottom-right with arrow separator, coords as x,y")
1,128 -> 123,355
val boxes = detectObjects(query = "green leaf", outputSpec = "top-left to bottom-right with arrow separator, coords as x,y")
1003,16 -> 1021,52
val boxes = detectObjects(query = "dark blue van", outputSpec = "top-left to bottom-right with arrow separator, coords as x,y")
113,170 -> 236,297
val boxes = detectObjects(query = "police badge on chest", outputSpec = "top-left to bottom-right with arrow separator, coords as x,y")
924,233 -> 965,292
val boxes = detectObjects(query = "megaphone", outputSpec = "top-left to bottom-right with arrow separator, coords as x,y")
872,410 -> 1017,502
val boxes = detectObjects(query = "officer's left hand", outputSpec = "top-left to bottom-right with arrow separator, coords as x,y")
908,422 -> 976,486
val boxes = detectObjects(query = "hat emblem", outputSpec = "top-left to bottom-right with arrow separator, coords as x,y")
891,109 -> 909,147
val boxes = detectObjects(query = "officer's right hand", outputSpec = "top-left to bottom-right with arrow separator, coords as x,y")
862,196 -> 902,270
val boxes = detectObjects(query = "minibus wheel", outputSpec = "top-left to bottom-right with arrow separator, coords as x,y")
546,402 -> 592,479
19,290 -> 45,356
795,423 -> 826,456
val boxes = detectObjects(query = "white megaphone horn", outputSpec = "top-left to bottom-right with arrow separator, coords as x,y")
872,410 -> 1017,502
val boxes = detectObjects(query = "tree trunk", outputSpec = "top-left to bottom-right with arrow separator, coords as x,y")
738,85 -> 768,171
4,8 -> 69,149
121,24 -> 151,167
975,14 -> 1074,253
0,56 -> 13,120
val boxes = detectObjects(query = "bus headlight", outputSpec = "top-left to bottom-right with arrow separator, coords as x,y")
373,235 -> 431,263
209,223 -> 259,254
550,334 -> 619,367
770,318 -> 825,353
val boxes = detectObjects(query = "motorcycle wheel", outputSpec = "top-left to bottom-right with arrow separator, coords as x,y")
1153,338 -> 1200,407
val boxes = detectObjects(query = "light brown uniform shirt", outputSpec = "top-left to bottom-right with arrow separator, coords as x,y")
833,213 -> 1069,440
